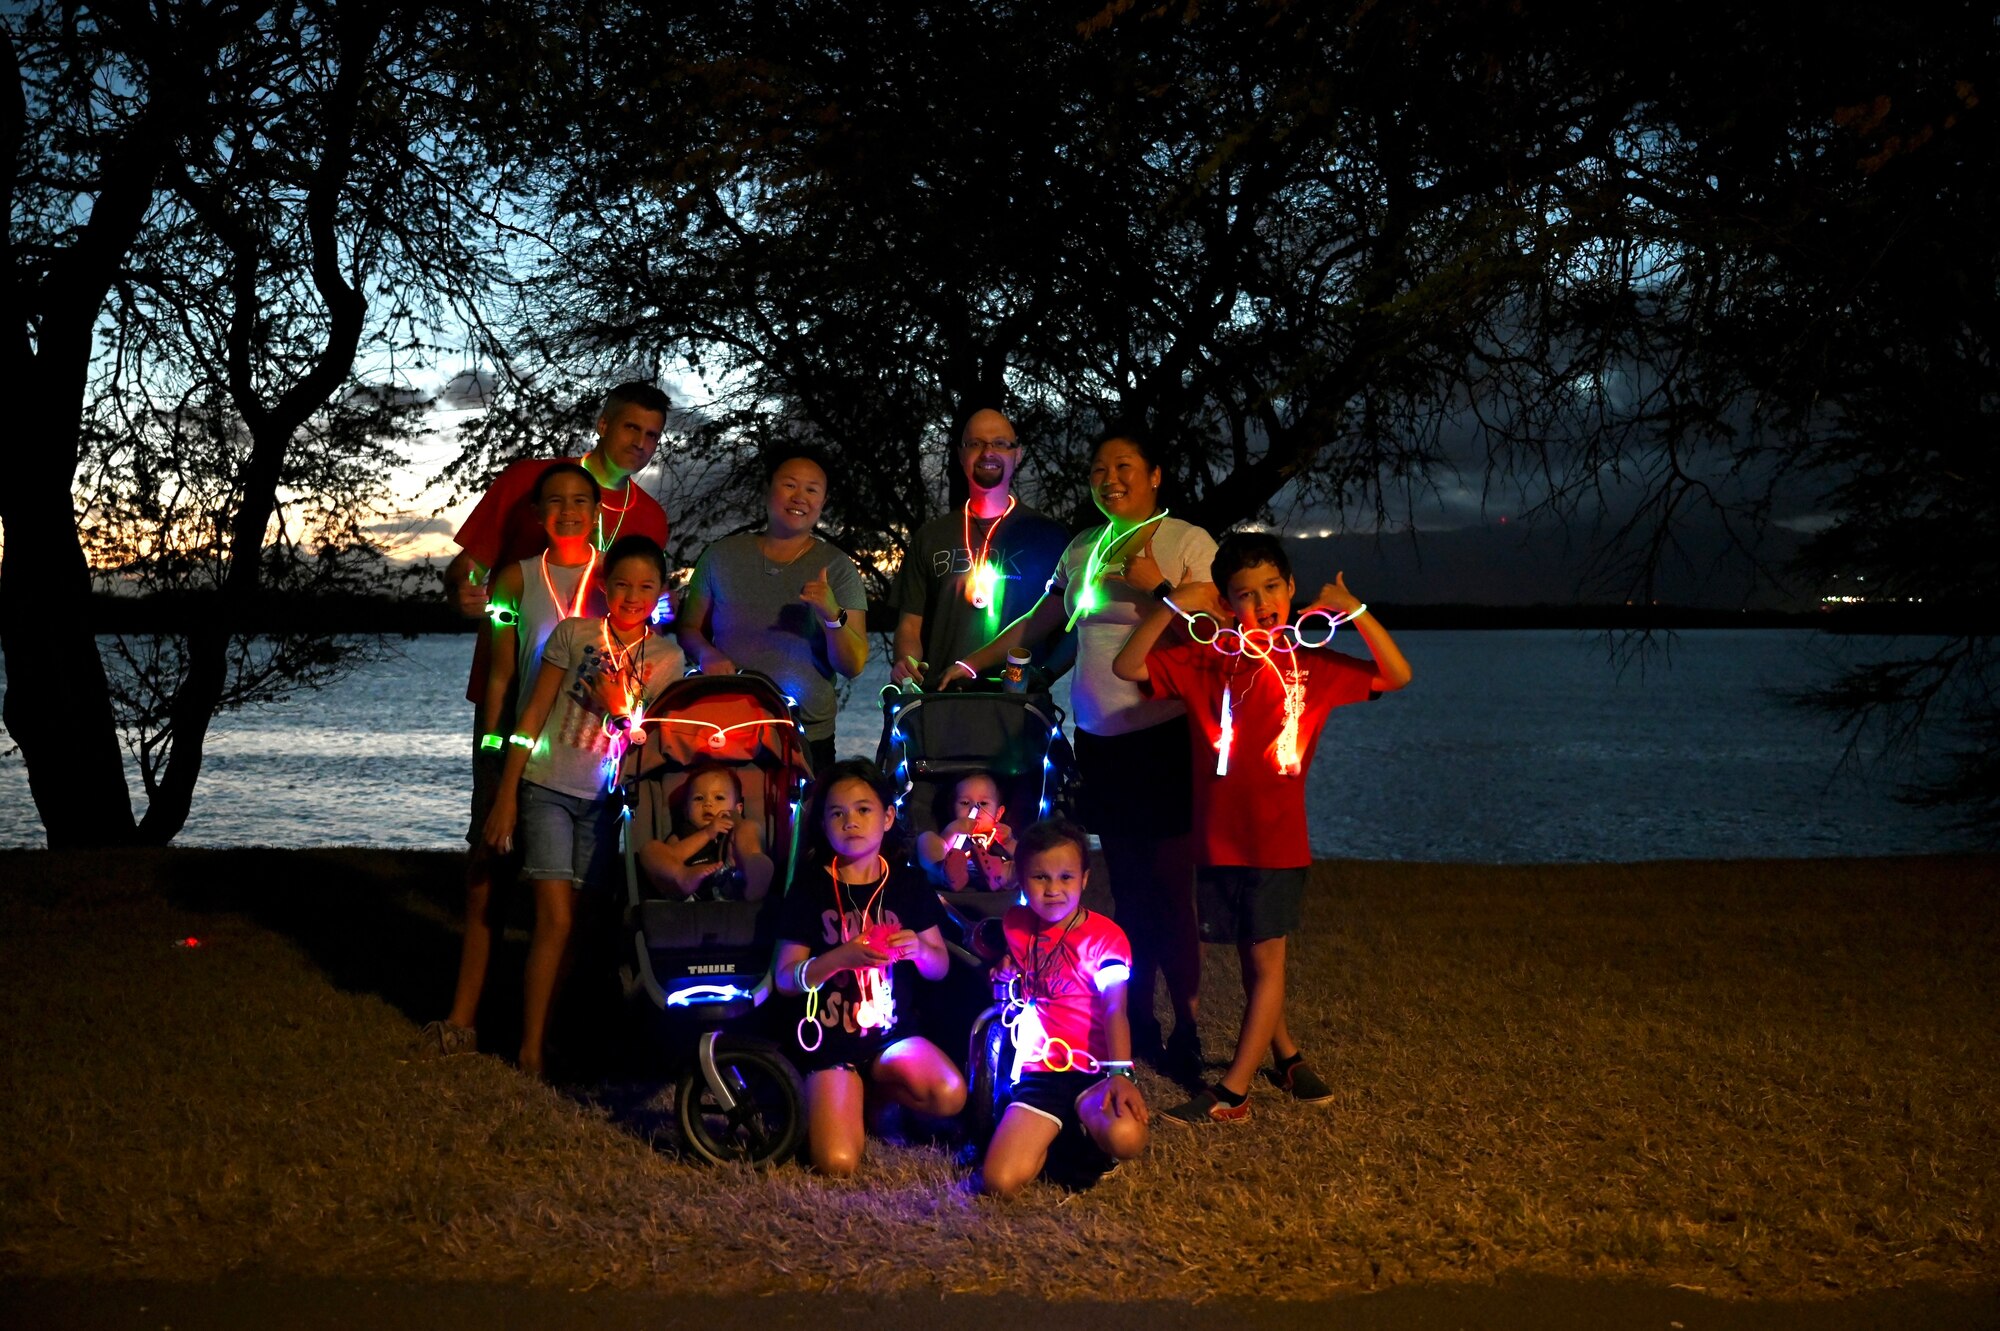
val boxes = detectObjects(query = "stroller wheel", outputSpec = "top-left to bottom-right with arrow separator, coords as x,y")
967,1007 -> 1014,1148
675,1038 -> 806,1167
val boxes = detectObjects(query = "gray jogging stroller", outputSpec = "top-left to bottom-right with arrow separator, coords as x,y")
618,671 -> 812,1166
875,679 -> 1078,1144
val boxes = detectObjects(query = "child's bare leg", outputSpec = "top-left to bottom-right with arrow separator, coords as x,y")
806,1067 -> 867,1176
1099,831 -> 1200,1032
637,841 -> 701,897
518,878 -> 578,1076
1080,1083 -> 1150,1161
738,850 -> 774,901
871,1036 -> 968,1118
980,1104 -> 1062,1197
1268,1010 -> 1299,1064
446,855 -> 502,1030
1221,935 -> 1288,1096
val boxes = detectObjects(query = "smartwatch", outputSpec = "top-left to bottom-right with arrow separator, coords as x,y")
1150,580 -> 1174,602
821,608 -> 849,630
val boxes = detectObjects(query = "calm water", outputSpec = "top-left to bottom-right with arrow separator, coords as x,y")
0,632 -> 1975,860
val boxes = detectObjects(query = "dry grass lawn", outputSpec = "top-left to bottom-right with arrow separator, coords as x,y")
0,848 -> 1993,1301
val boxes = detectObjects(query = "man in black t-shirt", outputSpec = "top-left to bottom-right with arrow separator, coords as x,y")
889,408 -> 1072,690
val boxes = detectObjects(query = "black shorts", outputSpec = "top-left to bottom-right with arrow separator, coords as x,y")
1007,1070 -> 1116,1179
1196,865 -> 1307,944
1074,716 -> 1193,839
791,1025 -> 913,1078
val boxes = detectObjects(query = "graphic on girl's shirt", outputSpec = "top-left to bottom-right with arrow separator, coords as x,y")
806,905 -> 905,1037
557,637 -> 656,748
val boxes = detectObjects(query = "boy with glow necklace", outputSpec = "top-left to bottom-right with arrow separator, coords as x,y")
1113,531 -> 1412,1123
980,817 -> 1150,1196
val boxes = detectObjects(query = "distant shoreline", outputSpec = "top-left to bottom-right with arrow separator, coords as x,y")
82,592 -> 1984,637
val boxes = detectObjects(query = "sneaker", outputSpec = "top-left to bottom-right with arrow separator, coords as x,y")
417,1020 -> 477,1058
1162,1026 -> 1205,1086
1161,1087 -> 1250,1126
1268,1059 -> 1334,1104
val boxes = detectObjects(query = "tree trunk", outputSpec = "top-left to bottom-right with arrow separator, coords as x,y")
0,393 -> 140,846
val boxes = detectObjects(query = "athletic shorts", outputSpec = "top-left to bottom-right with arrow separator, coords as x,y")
792,1027 -> 915,1078
518,782 -> 620,888
1196,865 -> 1307,944
1073,715 -> 1193,839
1006,1070 -> 1116,1180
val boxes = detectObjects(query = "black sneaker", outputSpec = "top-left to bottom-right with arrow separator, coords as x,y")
1161,1086 -> 1251,1126
1268,1059 -> 1334,1104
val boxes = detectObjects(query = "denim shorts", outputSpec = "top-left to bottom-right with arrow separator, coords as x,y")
518,782 -> 620,888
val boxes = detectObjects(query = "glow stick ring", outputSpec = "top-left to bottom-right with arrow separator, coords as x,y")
1271,624 -> 1301,652
1186,613 -> 1223,645
1293,609 -> 1338,648
796,980 -> 824,1052
1042,1037 -> 1076,1073
1239,627 -> 1275,660
1215,627 -> 1246,657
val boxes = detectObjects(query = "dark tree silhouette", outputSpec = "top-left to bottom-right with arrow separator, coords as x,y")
3,0 -> 525,845
460,0 -> 1992,820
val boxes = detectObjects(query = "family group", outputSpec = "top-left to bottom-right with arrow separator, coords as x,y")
419,382 -> 1413,1194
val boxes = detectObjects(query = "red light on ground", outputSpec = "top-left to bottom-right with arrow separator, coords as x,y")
174,937 -> 203,949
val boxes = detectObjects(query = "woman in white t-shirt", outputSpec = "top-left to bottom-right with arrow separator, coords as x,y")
949,432 -> 1213,1078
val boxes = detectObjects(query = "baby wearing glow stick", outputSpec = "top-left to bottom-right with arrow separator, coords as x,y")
772,760 -> 966,1176
980,817 -> 1150,1196
1112,531 -> 1412,1124
915,771 -> 1019,892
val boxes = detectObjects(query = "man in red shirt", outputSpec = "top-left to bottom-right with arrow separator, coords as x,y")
419,381 -> 672,1059
1113,531 -> 1412,1123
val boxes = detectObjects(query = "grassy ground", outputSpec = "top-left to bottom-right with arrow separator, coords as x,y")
0,848 -> 1994,1302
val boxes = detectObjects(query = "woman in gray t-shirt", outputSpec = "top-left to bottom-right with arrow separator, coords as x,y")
679,448 -> 869,772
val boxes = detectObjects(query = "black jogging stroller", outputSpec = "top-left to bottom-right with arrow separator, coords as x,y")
875,678 -> 1078,1144
618,672 -> 813,1166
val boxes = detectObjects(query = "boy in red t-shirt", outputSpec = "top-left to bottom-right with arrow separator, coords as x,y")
980,817 -> 1150,1195
1113,531 -> 1412,1123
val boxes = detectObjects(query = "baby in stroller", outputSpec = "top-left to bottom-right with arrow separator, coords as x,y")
638,760 -> 775,901
619,672 -> 815,1166
915,771 -> 1018,893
